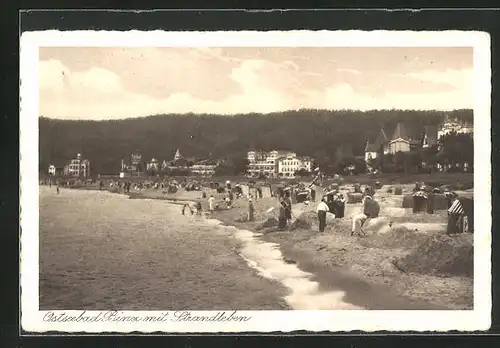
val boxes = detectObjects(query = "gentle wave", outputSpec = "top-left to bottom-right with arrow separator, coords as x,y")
204,217 -> 363,310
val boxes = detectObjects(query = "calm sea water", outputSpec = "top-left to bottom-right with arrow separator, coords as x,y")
39,187 -> 289,310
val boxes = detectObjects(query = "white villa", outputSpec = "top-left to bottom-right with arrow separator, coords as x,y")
247,150 -> 312,178
438,115 -> 473,139
64,153 -> 91,177
191,159 -> 219,177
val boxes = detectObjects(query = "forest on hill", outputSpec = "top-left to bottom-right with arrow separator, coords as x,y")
39,108 -> 473,175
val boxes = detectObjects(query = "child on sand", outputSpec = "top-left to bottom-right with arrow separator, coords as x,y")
195,201 -> 202,215
208,195 -> 216,213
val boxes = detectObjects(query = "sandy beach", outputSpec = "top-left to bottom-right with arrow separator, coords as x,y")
116,183 -> 473,310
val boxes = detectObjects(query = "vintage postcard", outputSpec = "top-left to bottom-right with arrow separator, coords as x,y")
20,30 -> 491,333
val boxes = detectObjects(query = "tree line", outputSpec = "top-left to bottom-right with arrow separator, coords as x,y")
39,108 -> 473,175
365,132 -> 474,176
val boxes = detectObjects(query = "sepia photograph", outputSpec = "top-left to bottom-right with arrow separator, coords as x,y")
20,30 -> 491,333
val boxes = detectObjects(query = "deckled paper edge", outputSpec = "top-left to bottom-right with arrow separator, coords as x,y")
20,30 -> 492,333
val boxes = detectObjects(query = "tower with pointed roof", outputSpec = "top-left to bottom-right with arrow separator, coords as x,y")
174,148 -> 183,161
391,123 -> 407,141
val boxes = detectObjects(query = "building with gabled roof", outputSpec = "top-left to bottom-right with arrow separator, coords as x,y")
190,159 -> 220,177
438,114 -> 473,139
388,122 -> 411,154
422,125 -> 438,148
247,149 -> 299,178
364,128 -> 390,162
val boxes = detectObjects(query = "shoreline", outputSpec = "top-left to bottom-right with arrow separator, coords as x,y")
71,185 -> 473,310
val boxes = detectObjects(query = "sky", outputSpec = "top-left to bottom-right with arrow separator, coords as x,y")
39,47 -> 473,120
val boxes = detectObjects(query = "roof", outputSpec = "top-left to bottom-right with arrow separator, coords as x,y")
422,125 -> 438,146
391,123 -> 408,141
365,142 -> 380,152
365,128 -> 388,153
194,159 -> 218,165
174,149 -> 183,159
375,128 -> 389,145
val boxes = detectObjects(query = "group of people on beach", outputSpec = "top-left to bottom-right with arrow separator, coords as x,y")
315,187 -> 379,235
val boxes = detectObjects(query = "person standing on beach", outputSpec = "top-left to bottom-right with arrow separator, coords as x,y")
182,203 -> 193,215
447,192 -> 464,234
278,197 -> 287,230
283,193 -> 292,223
248,197 -> 255,221
208,195 -> 216,214
317,197 -> 329,232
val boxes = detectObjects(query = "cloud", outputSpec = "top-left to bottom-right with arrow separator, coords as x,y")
302,71 -> 322,77
38,57 -> 474,120
230,60 -> 266,88
407,68 -> 473,89
320,80 -> 472,111
71,68 -> 123,94
39,59 -> 290,118
192,47 -> 242,63
39,60 -> 123,95
336,68 -> 362,75
39,60 -> 69,92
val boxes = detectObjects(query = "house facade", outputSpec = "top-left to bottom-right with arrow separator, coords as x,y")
247,150 -> 296,178
438,115 -> 473,139
121,151 -> 143,176
388,123 -> 411,154
246,150 -> 311,178
190,159 -> 219,177
48,164 -> 56,176
146,158 -> 160,173
66,153 -> 91,177
276,154 -> 312,178
166,149 -> 188,169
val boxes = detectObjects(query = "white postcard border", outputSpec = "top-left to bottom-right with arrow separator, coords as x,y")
20,30 -> 492,333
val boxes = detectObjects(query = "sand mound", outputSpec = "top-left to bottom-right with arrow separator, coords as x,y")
361,228 -> 473,277
295,211 -> 317,227
290,218 -> 312,230
361,227 -> 435,249
397,222 -> 446,233
394,234 -> 473,278
362,217 -> 393,235
255,217 -> 279,230
381,207 -> 409,217
294,211 -> 351,233
234,213 -> 249,223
